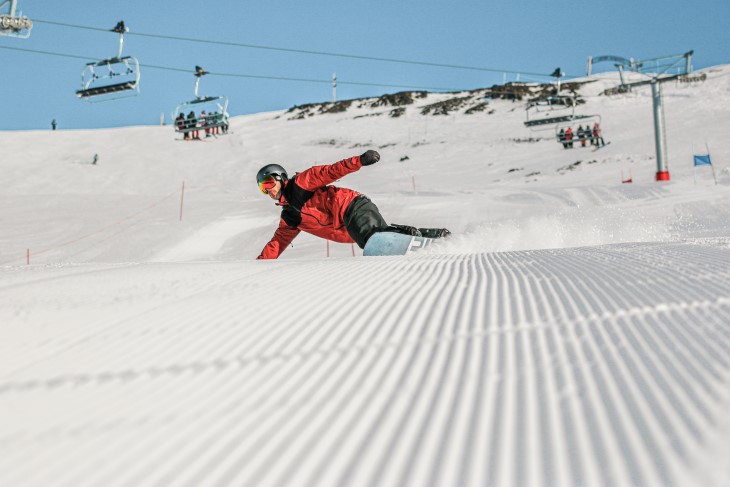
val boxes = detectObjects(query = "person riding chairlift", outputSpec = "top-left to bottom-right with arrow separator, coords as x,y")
565,127 -> 574,149
592,123 -> 605,147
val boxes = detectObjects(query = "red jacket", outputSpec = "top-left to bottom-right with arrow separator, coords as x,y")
257,155 -> 364,259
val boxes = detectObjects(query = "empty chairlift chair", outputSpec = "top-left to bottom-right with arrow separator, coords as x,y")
76,21 -> 141,102
524,94 -> 598,129
0,0 -> 33,38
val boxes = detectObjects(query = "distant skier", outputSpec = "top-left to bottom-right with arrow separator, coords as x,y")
255,151 -> 450,259
51,119 -> 57,131
558,128 -> 567,149
565,127 -> 574,148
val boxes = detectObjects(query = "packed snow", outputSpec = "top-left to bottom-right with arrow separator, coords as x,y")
1,66 -> 729,487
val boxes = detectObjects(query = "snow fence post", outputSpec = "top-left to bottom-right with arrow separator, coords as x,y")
179,181 -> 185,221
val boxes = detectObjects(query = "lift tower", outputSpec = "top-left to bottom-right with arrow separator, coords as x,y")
594,51 -> 694,181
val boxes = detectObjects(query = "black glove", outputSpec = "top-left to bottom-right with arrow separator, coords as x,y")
360,150 -> 380,166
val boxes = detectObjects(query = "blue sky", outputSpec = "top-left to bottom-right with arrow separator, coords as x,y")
1,0 -> 728,130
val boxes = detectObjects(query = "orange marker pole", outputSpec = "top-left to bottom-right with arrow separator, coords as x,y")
179,181 -> 185,221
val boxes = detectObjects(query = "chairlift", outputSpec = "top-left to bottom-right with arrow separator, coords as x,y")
524,94 -> 602,138
0,0 -> 32,38
76,21 -> 140,102
172,66 -> 230,138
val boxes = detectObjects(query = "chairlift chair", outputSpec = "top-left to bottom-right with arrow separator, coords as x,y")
554,115 -> 602,146
173,67 -> 230,137
0,0 -> 32,38
524,94 -> 580,130
524,94 -> 603,143
76,21 -> 140,102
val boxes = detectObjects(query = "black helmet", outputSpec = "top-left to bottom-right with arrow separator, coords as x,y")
256,163 -> 288,185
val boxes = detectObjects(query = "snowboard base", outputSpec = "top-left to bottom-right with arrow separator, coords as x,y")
363,232 -> 436,256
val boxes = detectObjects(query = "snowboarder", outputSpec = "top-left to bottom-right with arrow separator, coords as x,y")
256,150 -> 450,259
51,119 -> 57,131
558,128 -> 567,149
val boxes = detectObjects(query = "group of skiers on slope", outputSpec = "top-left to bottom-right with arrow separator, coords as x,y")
255,150 -> 450,260
175,110 -> 228,140
558,122 -> 605,149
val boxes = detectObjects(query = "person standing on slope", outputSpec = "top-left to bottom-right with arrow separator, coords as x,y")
256,150 -> 450,259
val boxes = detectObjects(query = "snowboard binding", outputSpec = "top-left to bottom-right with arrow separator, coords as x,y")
385,224 -> 451,239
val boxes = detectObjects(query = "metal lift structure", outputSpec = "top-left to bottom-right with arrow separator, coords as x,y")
76,21 -> 140,102
524,68 -> 601,135
615,52 -> 693,181
0,0 -> 32,38
524,94 -> 601,132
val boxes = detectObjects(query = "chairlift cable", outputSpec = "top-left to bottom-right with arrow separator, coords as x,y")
33,18 -> 562,78
0,44 -> 609,96
0,44 -> 464,91
0,44 -> 92,61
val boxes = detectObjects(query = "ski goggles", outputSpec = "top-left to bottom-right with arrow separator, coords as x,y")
258,175 -> 278,194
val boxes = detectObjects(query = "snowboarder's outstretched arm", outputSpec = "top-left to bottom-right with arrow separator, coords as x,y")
257,221 -> 301,259
295,150 -> 379,191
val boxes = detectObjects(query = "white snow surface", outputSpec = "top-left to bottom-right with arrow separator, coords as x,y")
1,67 -> 730,486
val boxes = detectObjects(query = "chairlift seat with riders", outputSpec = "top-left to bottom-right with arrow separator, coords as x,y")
76,21 -> 140,102
524,93 -> 602,141
0,0 -> 32,38
555,116 -> 603,147
173,66 -> 229,136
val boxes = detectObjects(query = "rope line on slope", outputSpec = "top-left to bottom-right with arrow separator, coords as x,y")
0,188 -> 184,266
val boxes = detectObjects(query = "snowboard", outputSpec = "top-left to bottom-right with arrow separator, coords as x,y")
363,232 -> 437,256
592,141 -> 611,152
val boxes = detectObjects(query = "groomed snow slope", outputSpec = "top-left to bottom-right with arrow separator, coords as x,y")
1,66 -> 730,486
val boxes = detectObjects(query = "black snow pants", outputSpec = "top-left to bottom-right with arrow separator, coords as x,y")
344,195 -> 389,249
